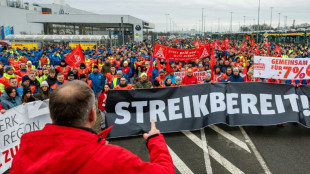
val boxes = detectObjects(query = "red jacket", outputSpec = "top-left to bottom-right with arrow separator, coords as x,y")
182,75 -> 198,85
11,124 -> 174,174
98,91 -> 107,112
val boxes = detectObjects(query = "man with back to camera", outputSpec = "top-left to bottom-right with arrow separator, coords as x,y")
10,80 -> 174,174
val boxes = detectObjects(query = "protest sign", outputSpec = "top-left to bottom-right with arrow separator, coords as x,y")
0,100 -> 51,173
153,43 -> 210,61
254,56 -> 310,79
106,83 -> 310,138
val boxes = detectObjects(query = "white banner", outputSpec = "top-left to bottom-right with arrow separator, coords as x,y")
0,100 -> 52,173
175,71 -> 206,82
254,56 -> 310,79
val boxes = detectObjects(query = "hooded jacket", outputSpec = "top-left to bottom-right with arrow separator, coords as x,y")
10,124 -> 174,174
227,74 -> 245,82
0,91 -> 22,110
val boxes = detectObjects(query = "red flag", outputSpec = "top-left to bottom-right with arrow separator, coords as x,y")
250,38 -> 256,47
65,44 -> 84,68
156,58 -> 162,72
255,48 -> 259,56
264,39 -> 270,46
146,55 -> 153,76
175,38 -> 179,43
214,41 -> 222,51
275,45 -> 281,53
166,60 -> 174,73
245,35 -> 250,40
242,42 -> 247,51
194,40 -> 199,47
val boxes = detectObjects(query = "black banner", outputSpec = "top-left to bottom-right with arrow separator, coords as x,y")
105,83 -> 310,138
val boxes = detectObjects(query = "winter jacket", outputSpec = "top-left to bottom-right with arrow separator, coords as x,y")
98,92 -> 107,112
46,75 -> 57,87
101,64 -> 112,75
227,75 -> 245,82
10,124 -> 174,174
0,92 -> 22,110
182,75 -> 198,85
135,79 -> 153,89
88,72 -> 105,92
35,88 -> 49,101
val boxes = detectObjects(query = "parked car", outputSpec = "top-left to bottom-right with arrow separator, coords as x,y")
297,28 -> 306,32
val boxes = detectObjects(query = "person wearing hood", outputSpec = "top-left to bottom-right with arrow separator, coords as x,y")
46,69 -> 57,87
87,65 -> 105,98
135,73 -> 153,89
110,70 -> 124,89
154,69 -> 166,87
35,81 -> 50,101
175,76 -> 182,86
227,68 -> 245,83
1,86 -> 22,110
203,73 -> 213,84
55,60 -> 71,79
0,66 -> 21,94
78,62 -> 89,78
21,88 -> 36,103
15,63 -> 29,77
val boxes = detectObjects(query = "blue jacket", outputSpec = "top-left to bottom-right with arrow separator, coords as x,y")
0,92 -> 22,110
164,74 -> 177,84
151,68 -> 159,84
88,72 -> 105,92
227,75 -> 244,82
51,55 -> 61,66
0,55 -> 9,66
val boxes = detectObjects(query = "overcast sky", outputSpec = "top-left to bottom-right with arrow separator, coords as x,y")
28,0 -> 310,32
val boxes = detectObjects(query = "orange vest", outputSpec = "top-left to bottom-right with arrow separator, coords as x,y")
55,66 -> 71,79
40,57 -> 49,66
19,57 -> 29,64
78,68 -> 89,78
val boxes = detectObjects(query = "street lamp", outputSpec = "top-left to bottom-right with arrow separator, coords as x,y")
257,0 -> 260,42
165,13 -> 169,34
230,12 -> 233,33
270,7 -> 273,29
202,8 -> 204,36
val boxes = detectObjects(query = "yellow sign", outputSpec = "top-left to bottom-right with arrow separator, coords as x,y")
264,33 -> 268,37
135,33 -> 139,37
69,43 -> 97,51
11,43 -> 38,50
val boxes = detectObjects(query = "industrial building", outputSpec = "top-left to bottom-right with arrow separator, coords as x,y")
0,0 -> 155,42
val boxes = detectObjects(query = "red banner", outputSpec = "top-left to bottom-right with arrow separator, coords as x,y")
153,43 -> 210,61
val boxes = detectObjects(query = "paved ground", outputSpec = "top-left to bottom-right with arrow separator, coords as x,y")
4,115 -> 310,174
106,121 -> 310,174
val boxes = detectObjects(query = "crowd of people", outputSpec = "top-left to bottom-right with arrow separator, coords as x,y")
0,38 -> 309,118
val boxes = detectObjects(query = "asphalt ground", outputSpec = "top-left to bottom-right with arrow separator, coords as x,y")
105,118 -> 310,174
5,114 -> 310,174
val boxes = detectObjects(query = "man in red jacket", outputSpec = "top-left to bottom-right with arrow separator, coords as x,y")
11,80 -> 174,174
182,69 -> 198,85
